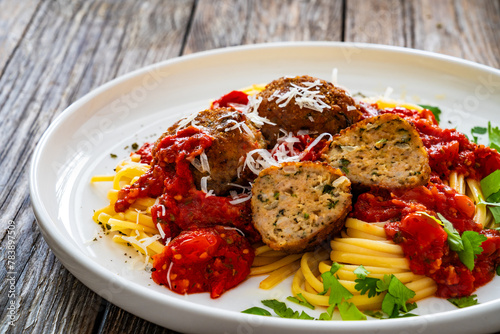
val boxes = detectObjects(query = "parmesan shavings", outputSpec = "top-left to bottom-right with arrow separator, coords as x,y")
156,223 -> 166,239
268,80 -> 331,112
166,262 -> 174,289
243,149 -> 280,175
299,132 -> 333,160
190,150 -> 210,173
331,68 -> 338,85
228,183 -> 252,204
221,226 -> 246,236
201,176 -> 214,197
383,86 -> 394,99
176,111 -> 200,130
241,94 -> 276,128
121,230 -> 161,257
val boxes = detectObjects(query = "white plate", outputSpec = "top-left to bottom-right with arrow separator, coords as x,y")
30,42 -> 500,334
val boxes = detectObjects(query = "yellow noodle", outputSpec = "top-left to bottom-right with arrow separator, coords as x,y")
332,238 -> 403,256
331,242 -> 400,258
91,175 -> 115,182
330,250 -> 410,270
345,228 -> 387,241
250,254 -> 302,276
107,217 -> 159,235
258,260 -> 301,290
466,178 -> 488,227
345,218 -> 387,238
252,256 -> 283,267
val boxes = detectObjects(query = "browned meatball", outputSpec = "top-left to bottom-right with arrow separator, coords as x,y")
256,75 -> 362,145
153,107 -> 267,195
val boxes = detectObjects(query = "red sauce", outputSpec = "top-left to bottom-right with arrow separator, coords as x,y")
211,90 -> 249,109
381,107 -> 500,180
152,189 -> 259,242
354,183 -> 500,298
151,226 -> 255,298
115,125 -> 260,298
135,142 -> 154,164
114,165 -> 166,212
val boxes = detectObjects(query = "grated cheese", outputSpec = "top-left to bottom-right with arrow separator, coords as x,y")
176,111 -> 200,130
121,231 -> 161,256
156,223 -> 166,239
166,262 -> 174,289
243,149 -> 280,175
268,80 -> 331,112
331,68 -> 338,85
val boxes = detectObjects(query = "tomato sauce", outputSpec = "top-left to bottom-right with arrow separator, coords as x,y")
211,90 -> 249,109
380,107 -> 500,180
354,104 -> 500,298
354,184 -> 500,297
114,124 -> 260,298
151,226 -> 255,298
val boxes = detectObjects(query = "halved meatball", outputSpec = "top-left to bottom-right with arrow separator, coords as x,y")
324,113 -> 431,189
256,75 -> 362,145
153,107 -> 267,195
251,161 -> 352,253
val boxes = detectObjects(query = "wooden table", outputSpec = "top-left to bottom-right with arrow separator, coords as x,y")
1,0 -> 499,333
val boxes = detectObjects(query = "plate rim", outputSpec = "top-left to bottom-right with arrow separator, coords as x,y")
29,41 -> 500,333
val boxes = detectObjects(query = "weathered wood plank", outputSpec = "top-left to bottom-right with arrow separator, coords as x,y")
344,0 -> 410,46
345,0 -> 500,68
184,0 -> 344,54
412,0 -> 500,68
0,0 -> 192,333
0,0 -> 41,76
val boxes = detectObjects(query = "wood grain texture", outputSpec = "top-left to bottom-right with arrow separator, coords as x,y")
0,0 -> 41,76
0,0 -> 192,333
184,0 -> 344,54
1,0 -> 500,333
345,0 -> 500,67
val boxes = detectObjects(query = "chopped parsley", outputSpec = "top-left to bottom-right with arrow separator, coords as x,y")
110,153 -> 117,158
417,212 -> 487,271
419,104 -> 441,124
488,121 -> 500,152
471,126 -> 487,144
287,293 -> 315,310
131,142 -> 139,150
261,299 -> 314,320
448,295 -> 479,308
480,170 -> 500,225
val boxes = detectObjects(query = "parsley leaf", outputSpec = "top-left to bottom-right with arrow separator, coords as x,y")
437,213 -> 464,252
338,301 -> 367,321
261,299 -> 314,320
376,274 -> 392,293
353,265 -> 369,278
355,277 -> 380,298
488,121 -> 500,152
318,304 -> 335,321
321,265 -> 353,306
459,231 -> 487,270
419,104 -> 441,124
480,170 -> 500,199
378,275 -> 416,318
363,310 -> 384,319
287,293 -> 315,310
448,295 -> 479,308
471,126 -> 487,143
241,307 -> 272,316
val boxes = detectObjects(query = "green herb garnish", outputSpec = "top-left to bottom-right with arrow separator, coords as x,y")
448,295 -> 479,308
419,104 -> 442,123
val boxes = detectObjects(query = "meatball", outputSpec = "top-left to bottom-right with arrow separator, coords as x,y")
153,107 -> 267,195
324,113 -> 431,189
251,161 -> 352,253
256,75 -> 362,145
